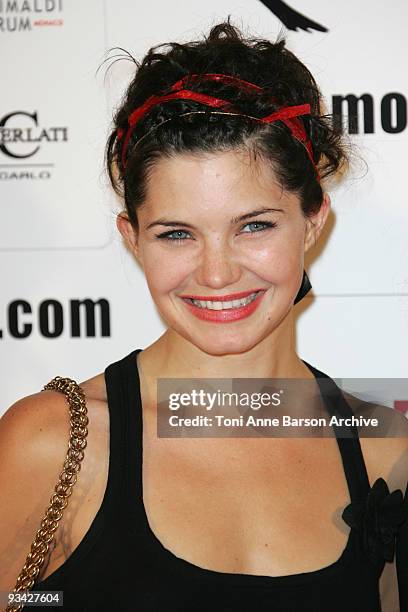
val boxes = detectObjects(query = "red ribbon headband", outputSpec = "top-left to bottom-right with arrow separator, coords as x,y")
117,73 -> 318,178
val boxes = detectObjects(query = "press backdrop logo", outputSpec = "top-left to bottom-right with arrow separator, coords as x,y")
0,298 -> 111,339
258,0 -> 328,33
0,110 -> 68,180
0,0 -> 64,33
332,93 -> 407,134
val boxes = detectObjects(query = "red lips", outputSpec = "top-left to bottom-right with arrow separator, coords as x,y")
180,289 -> 267,323
179,289 -> 265,302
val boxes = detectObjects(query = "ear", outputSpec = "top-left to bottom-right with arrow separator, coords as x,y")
304,192 -> 331,253
116,212 -> 141,261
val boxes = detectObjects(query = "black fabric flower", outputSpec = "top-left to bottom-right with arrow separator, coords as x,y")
342,477 -> 407,564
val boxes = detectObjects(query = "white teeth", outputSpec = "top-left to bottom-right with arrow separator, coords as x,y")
189,291 -> 260,310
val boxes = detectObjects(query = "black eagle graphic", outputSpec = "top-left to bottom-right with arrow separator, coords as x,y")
258,0 -> 328,32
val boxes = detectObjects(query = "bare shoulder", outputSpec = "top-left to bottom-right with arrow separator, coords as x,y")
0,371 -> 108,460
343,390 -> 408,492
0,371 -> 109,594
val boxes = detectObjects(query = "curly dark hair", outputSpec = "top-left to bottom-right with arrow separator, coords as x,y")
105,19 -> 348,228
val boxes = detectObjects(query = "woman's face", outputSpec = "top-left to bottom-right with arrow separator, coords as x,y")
118,149 -> 329,355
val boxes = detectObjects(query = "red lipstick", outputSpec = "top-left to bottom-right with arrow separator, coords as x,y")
179,289 -> 265,301
180,289 -> 267,323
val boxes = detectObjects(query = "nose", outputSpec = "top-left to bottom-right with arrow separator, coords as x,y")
194,237 -> 242,289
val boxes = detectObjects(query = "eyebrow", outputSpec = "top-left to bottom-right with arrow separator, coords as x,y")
145,207 -> 285,230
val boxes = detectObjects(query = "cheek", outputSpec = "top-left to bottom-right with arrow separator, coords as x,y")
241,231 -> 303,282
141,243 -> 193,294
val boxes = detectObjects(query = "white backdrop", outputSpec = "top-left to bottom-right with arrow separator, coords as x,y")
1,0 -> 408,414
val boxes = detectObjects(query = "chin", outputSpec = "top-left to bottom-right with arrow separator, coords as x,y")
171,324 -> 267,357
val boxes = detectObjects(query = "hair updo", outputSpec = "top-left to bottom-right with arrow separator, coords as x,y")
105,19 -> 348,228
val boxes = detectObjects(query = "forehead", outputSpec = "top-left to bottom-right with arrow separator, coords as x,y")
142,149 -> 299,214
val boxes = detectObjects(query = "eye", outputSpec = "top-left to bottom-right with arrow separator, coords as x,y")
240,220 -> 277,233
155,229 -> 192,242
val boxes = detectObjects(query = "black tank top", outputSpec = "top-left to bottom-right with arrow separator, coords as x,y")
31,348 -> 408,611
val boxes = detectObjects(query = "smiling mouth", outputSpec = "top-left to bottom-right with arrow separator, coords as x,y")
182,290 -> 265,311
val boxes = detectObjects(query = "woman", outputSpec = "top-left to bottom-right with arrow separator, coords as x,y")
1,20 -> 407,612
